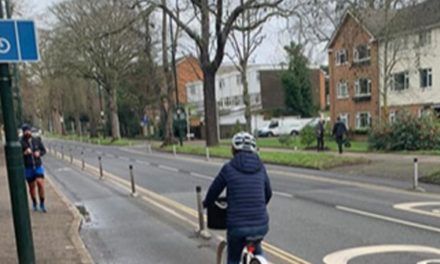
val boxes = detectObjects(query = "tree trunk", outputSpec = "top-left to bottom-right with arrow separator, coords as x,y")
51,107 -> 62,135
203,69 -> 219,146
241,64 -> 252,133
75,114 -> 82,136
108,88 -> 121,140
161,3 -> 175,146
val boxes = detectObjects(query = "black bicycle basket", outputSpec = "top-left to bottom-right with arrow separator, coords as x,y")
207,197 -> 227,230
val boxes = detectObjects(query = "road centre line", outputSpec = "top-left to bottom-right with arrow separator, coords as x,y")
157,165 -> 179,173
273,191 -> 294,198
53,154 -> 307,264
336,206 -> 440,234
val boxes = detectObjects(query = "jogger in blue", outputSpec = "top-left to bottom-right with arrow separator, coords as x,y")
20,124 -> 47,212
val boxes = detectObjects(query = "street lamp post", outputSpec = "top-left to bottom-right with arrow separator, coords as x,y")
0,1 -> 36,263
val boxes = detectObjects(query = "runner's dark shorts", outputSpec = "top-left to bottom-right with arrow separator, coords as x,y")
24,166 -> 45,183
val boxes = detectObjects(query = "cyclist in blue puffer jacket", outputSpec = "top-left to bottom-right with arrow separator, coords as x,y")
203,132 -> 272,264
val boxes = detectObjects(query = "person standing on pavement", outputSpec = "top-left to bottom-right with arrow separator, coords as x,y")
332,117 -> 348,154
315,119 -> 325,152
203,132 -> 272,264
20,124 -> 47,212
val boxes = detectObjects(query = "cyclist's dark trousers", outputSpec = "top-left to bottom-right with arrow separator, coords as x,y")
227,224 -> 269,264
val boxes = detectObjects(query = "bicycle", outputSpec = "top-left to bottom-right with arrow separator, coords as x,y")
208,199 -> 268,264
216,237 -> 268,264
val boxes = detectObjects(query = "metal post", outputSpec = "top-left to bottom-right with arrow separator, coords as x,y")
61,146 -> 64,160
195,186 -> 210,239
173,145 -> 177,157
81,151 -> 85,170
206,147 -> 210,161
98,156 -> 103,179
69,148 -> 73,164
413,158 -> 419,190
148,144 -> 152,153
129,165 -> 137,196
0,42 -> 36,264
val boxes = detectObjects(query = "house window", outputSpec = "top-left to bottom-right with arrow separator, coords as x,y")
236,75 -> 242,85
420,68 -> 432,89
336,49 -> 347,65
356,112 -> 371,129
353,45 -> 370,63
337,80 -> 349,99
389,111 -> 396,124
217,101 -> 223,108
339,113 -> 349,129
225,97 -> 231,106
355,79 -> 372,97
418,31 -> 432,47
392,72 -> 409,91
234,96 -> 241,106
256,72 -> 260,81
219,79 -> 225,89
189,85 -> 196,95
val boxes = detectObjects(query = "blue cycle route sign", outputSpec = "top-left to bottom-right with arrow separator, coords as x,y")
0,20 -> 39,63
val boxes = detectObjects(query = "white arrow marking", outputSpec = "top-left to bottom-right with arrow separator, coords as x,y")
394,202 -> 440,218
323,245 -> 440,264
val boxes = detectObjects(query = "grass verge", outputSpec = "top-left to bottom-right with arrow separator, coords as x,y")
221,138 -> 370,153
45,133 -> 135,146
420,171 -> 440,185
161,145 -> 368,170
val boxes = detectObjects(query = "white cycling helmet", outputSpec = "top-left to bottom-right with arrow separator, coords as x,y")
232,132 -> 257,153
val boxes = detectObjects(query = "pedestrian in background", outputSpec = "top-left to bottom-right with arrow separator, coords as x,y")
20,124 -> 47,212
332,117 -> 348,154
315,119 -> 325,152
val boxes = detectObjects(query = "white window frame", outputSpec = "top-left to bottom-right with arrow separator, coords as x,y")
336,49 -> 348,66
219,79 -> 225,89
420,68 -> 433,89
355,78 -> 372,97
189,85 -> 197,96
356,112 -> 371,129
337,80 -> 349,99
339,113 -> 349,129
353,45 -> 371,63
236,75 -> 242,86
418,30 -> 432,47
389,111 -> 396,124
392,72 -> 410,91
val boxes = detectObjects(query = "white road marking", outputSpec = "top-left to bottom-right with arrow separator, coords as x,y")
273,191 -> 293,198
189,172 -> 212,181
56,167 -> 72,172
136,160 -> 151,166
120,157 -> 130,161
336,206 -> 440,233
417,259 -> 440,264
394,202 -> 440,218
158,165 -> 179,173
323,245 -> 440,264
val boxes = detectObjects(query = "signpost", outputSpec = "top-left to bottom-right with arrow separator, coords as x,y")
0,12 -> 39,264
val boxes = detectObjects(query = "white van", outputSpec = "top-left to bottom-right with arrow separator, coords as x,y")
257,118 -> 316,137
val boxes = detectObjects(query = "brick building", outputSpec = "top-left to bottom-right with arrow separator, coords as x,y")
328,0 -> 440,130
175,56 -> 203,105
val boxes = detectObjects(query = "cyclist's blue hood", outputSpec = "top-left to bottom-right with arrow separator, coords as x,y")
230,151 -> 262,174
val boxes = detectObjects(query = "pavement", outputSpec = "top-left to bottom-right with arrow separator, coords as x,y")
45,139 -> 440,264
0,150 -> 93,264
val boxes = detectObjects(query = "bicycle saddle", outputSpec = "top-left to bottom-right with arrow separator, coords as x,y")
245,236 -> 264,243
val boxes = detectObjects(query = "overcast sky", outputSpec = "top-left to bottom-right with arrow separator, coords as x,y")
22,0 -> 326,66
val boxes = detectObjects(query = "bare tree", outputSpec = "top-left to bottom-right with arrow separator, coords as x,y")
227,0 -> 266,133
51,0 -> 142,140
137,0 -> 292,146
